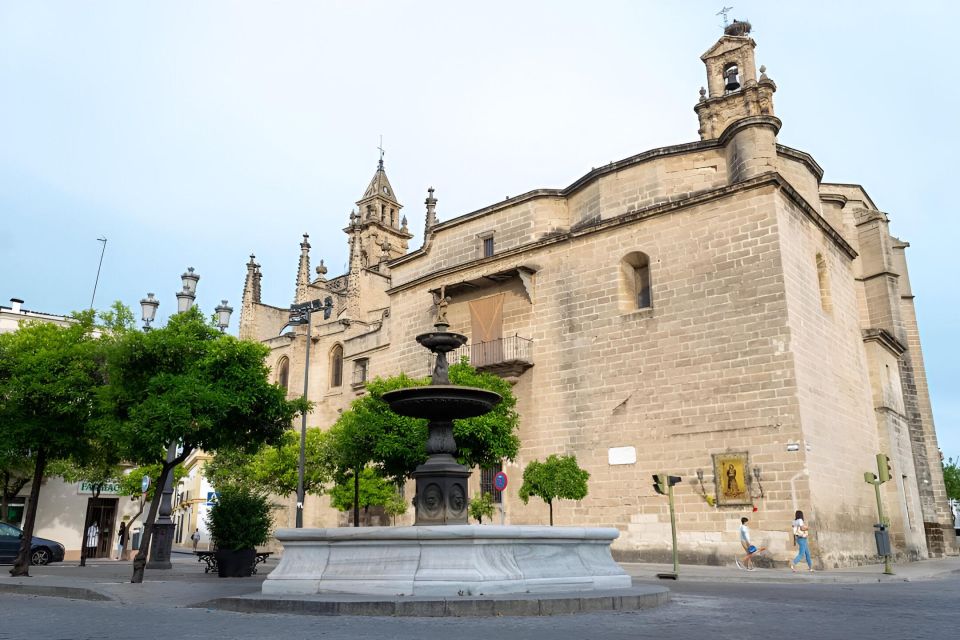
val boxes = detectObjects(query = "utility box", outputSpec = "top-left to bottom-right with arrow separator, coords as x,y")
131,528 -> 143,550
874,524 -> 891,557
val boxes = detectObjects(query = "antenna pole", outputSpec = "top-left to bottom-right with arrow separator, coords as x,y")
89,237 -> 108,310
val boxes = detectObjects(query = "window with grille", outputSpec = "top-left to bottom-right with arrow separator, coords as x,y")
480,463 -> 503,503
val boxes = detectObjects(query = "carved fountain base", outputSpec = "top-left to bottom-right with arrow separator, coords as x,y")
262,525 -> 631,597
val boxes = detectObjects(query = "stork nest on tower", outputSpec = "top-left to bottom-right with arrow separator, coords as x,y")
724,20 -> 752,37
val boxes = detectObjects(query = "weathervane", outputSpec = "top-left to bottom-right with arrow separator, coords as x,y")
378,134 -> 385,169
717,6 -> 733,27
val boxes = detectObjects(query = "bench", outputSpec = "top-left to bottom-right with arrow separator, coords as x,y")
195,551 -> 272,574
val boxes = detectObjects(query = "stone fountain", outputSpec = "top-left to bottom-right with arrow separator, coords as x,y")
262,294 -> 630,597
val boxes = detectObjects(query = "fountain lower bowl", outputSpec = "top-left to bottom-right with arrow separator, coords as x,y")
382,385 -> 501,421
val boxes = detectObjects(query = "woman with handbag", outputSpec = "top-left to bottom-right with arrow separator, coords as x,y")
791,509 -> 813,572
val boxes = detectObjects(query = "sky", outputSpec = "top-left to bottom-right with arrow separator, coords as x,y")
1,1 -> 957,459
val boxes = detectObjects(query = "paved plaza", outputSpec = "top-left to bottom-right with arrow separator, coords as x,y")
1,553 -> 958,639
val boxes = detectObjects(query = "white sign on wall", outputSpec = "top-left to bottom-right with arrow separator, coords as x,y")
78,481 -> 122,495
607,446 -> 637,466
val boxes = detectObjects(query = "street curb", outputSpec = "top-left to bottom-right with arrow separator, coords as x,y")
0,583 -> 112,601
194,587 -> 671,617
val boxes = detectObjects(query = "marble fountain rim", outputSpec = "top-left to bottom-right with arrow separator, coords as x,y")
273,525 -> 620,542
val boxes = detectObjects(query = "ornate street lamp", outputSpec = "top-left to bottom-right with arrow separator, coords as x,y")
140,293 -> 159,331
139,268 -> 232,570
175,267 -> 200,313
214,300 -> 233,333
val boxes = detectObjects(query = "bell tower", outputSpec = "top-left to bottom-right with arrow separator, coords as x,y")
347,154 -> 413,271
694,20 -> 778,142
694,20 -> 780,183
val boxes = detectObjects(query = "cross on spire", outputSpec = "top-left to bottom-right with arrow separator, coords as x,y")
377,134 -> 385,169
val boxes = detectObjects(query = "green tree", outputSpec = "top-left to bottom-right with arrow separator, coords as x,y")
0,312 -> 102,576
205,428 -> 332,497
327,360 -> 519,525
99,306 -> 305,582
329,466 -> 406,524
469,492 -> 496,524
943,457 -> 960,501
519,454 -> 590,526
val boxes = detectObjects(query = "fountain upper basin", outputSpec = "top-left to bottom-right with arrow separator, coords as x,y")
382,385 -> 502,421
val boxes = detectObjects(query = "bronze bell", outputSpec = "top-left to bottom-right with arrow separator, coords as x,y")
724,65 -> 740,92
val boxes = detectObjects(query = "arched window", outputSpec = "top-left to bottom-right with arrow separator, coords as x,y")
620,252 -> 652,312
276,356 -> 290,391
330,344 -> 343,388
815,253 -> 832,313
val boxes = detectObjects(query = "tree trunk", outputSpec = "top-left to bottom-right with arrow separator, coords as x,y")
353,470 -> 360,527
10,447 -> 46,577
130,462 -> 172,583
1,471 -> 8,523
548,501 -> 553,526
78,498 -> 94,567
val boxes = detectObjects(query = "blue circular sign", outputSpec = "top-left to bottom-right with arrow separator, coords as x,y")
493,471 -> 508,492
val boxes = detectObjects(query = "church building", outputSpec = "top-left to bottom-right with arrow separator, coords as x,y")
239,23 -> 956,567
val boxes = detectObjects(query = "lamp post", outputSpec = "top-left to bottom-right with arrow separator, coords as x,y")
284,298 -> 331,528
215,300 -> 233,333
138,268 -> 232,569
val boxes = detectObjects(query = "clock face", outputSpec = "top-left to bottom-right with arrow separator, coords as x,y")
382,186 -> 389,195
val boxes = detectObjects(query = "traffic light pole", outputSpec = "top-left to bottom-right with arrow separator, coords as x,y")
872,478 -> 894,576
864,452 -> 894,576
667,481 -> 679,577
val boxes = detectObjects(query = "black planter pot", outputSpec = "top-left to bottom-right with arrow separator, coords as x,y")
215,548 -> 256,578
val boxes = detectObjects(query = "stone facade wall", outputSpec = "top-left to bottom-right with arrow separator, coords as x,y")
774,192 -> 927,565
389,182 -> 813,564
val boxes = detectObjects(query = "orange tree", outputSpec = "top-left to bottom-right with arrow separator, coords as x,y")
99,307 -> 306,582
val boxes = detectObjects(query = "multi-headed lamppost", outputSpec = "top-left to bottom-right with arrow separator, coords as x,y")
139,268 -> 232,569
283,298 -> 331,528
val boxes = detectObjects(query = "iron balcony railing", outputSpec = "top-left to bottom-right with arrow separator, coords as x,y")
448,335 -> 533,369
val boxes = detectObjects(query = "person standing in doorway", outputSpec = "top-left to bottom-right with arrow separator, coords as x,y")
115,521 -> 127,560
190,528 -> 201,552
85,521 -> 99,558
791,509 -> 813,572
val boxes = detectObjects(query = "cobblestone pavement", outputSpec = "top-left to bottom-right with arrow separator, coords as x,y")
1,574 -> 957,640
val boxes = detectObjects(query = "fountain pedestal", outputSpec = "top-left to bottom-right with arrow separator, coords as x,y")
382,324 -> 501,526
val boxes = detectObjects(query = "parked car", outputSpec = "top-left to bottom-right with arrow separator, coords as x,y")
0,522 -> 66,565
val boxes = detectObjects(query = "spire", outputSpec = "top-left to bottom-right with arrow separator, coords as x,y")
239,254 -> 261,339
357,157 -> 401,227
295,233 -> 311,303
345,220 -> 363,321
243,254 -> 261,305
424,186 -> 438,234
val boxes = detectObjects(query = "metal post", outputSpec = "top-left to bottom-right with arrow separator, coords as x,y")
668,482 -> 679,577
296,307 -> 311,529
873,481 -> 894,575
